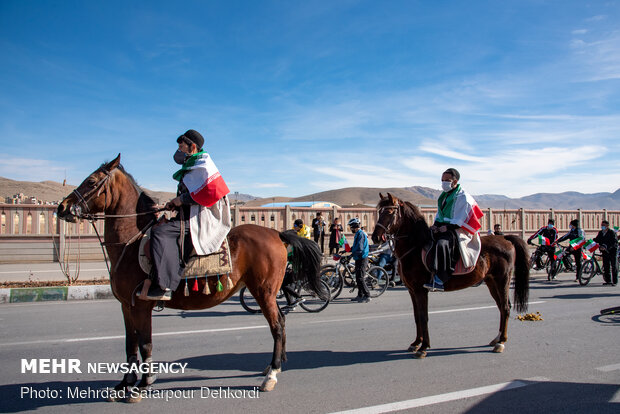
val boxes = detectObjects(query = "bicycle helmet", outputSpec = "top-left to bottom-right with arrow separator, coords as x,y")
347,217 -> 361,228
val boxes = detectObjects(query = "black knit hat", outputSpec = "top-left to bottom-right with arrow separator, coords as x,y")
443,168 -> 460,181
177,129 -> 204,150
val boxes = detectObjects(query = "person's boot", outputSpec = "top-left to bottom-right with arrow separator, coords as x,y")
145,284 -> 172,300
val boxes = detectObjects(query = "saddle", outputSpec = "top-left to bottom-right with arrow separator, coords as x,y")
421,230 -> 481,276
138,228 -> 233,295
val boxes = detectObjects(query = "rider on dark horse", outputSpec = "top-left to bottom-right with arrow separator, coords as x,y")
425,168 -> 483,292
144,129 -> 231,300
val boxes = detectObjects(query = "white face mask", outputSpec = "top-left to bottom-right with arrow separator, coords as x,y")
441,181 -> 453,192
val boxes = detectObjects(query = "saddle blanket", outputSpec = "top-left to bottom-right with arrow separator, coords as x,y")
139,228 -> 232,277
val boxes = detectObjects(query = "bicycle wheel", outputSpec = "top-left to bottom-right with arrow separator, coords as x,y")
299,280 -> 331,312
579,260 -> 595,286
320,265 -> 344,299
548,259 -> 562,280
365,266 -> 389,297
239,286 -> 262,314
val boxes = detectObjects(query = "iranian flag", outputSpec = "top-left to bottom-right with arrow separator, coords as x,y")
582,251 -> 591,260
554,247 -> 564,260
584,240 -> 599,253
570,237 -> 586,249
173,151 -> 230,207
339,235 -> 351,252
537,235 -> 551,246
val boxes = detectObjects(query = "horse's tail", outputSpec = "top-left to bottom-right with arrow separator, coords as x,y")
278,230 -> 329,301
504,235 -> 530,313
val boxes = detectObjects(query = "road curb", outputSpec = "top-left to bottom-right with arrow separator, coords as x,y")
1,285 -> 113,304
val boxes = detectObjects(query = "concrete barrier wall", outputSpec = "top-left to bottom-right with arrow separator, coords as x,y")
1,204 -> 619,263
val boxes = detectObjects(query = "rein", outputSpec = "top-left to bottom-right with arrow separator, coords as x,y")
68,166 -> 167,277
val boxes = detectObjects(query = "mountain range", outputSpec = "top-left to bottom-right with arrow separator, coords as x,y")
1,176 -> 619,210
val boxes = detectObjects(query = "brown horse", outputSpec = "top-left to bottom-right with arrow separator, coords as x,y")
372,193 -> 530,358
56,154 -> 327,399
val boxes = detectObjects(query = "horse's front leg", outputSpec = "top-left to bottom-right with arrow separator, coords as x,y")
406,289 -> 423,352
109,304 -> 140,401
411,287 -> 431,358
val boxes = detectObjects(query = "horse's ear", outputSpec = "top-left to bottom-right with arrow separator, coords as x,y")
387,192 -> 396,204
106,154 -> 121,172
379,192 -> 385,200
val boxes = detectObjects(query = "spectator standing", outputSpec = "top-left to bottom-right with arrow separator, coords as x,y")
328,218 -> 344,255
311,212 -> 327,253
593,220 -> 618,286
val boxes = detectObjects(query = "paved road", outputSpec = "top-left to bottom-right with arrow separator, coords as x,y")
0,271 -> 618,413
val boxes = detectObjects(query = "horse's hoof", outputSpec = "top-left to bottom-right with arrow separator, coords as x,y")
259,369 -> 278,392
413,350 -> 427,359
493,343 -> 505,353
408,344 -> 421,352
261,366 -> 281,376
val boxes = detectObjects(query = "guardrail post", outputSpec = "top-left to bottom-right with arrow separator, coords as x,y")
285,204 -> 291,230
520,208 -> 526,239
487,208 -> 493,231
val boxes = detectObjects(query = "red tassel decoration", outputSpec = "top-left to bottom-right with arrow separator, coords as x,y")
192,277 -> 199,292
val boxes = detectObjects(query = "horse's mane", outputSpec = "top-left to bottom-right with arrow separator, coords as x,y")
100,162 -> 157,209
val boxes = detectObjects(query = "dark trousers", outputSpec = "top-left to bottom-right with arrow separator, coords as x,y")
281,268 -> 300,304
535,246 -> 555,268
355,257 -> 370,297
602,249 -> 618,284
314,232 -> 325,253
150,218 -> 192,291
571,248 -> 583,279
431,230 -> 458,282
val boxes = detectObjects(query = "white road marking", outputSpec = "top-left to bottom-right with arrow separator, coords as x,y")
0,301 -> 546,347
308,301 -> 546,324
330,378 -> 548,414
597,363 -> 620,372
0,268 -> 107,274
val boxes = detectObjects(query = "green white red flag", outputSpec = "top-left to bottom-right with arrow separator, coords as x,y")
339,235 -> 351,252
570,237 -> 586,249
554,247 -> 564,260
584,240 -> 599,253
537,235 -> 551,246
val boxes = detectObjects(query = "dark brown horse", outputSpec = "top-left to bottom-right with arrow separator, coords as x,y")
372,193 -> 529,358
56,155 -> 327,399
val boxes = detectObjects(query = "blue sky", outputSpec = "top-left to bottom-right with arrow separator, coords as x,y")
1,1 -> 619,199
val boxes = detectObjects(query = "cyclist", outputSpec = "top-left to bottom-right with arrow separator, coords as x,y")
349,217 -> 371,303
293,218 -> 311,239
556,219 -> 585,281
593,220 -> 618,286
527,218 -> 558,270
281,219 -> 311,310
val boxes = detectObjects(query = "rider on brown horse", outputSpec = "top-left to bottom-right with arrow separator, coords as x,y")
425,168 -> 483,292
145,129 -> 231,300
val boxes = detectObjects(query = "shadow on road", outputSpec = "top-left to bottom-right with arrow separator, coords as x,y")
464,379 -> 619,414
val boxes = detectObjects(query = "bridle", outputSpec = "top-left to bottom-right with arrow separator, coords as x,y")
69,168 -> 165,221
65,167 -> 165,277
376,204 -> 401,236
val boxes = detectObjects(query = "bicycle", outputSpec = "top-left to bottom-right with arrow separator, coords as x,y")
320,253 -> 389,299
580,252 -> 603,286
240,265 -> 331,313
528,245 -> 551,272
547,243 -> 574,281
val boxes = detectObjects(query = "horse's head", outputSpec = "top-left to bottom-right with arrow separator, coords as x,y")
57,154 -> 121,222
372,192 -> 402,244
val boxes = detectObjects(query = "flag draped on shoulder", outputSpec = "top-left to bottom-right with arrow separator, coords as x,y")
173,151 -> 230,207
435,185 -> 484,234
